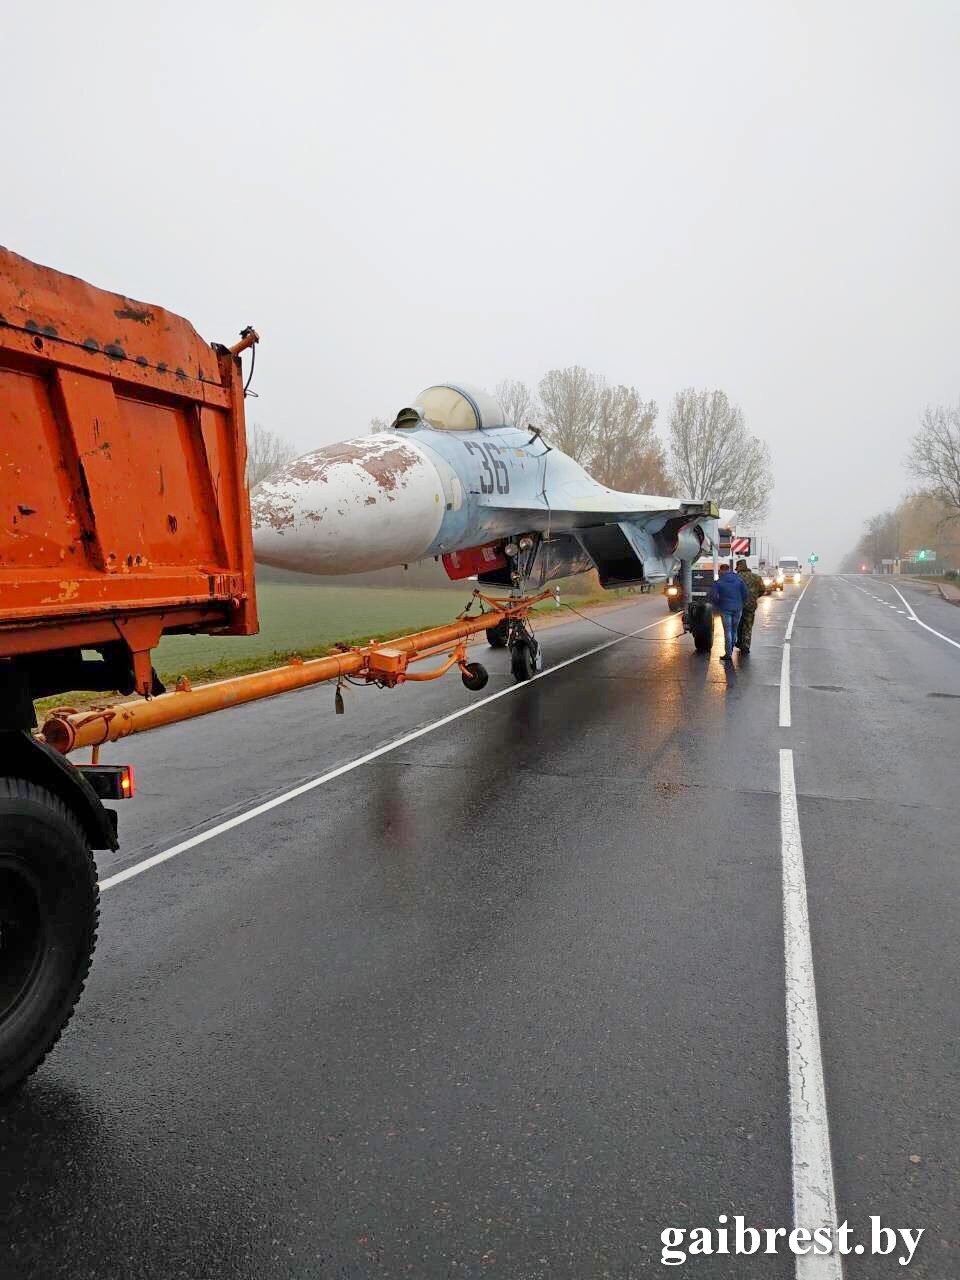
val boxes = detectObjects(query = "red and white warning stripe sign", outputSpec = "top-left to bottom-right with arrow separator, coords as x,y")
731,535 -> 752,555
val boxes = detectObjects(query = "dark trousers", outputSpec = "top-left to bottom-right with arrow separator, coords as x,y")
737,607 -> 757,650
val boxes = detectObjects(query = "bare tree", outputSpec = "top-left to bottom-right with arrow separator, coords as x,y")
840,490 -> 958,571
588,385 -> 671,493
842,506 -> 901,571
667,388 -> 773,522
495,379 -> 537,430
369,417 -> 390,433
866,510 -> 900,562
538,366 -> 603,462
246,422 -> 297,488
907,400 -> 960,520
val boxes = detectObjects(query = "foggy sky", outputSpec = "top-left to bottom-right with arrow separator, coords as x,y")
4,1 -> 958,570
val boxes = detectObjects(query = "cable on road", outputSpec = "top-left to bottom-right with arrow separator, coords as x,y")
557,601 -> 682,638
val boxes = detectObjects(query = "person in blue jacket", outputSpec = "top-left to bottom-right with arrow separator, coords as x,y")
709,563 -> 749,662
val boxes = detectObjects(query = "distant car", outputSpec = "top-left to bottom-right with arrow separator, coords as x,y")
778,557 -> 802,585
665,581 -> 684,612
762,569 -> 785,593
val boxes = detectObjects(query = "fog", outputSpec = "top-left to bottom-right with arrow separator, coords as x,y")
4,1 -> 958,570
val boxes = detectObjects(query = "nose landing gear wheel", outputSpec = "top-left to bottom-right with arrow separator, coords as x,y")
510,635 -> 540,682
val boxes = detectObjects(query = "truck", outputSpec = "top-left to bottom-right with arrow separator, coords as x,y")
0,248 -> 569,1091
778,556 -> 802,585
0,247 -> 259,1092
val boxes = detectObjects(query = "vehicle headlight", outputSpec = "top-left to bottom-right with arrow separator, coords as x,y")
666,585 -> 678,596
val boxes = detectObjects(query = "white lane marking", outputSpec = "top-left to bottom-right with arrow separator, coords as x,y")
779,643 -> 792,728
101,612 -> 676,892
843,573 -> 960,651
785,580 -> 811,643
779,579 -> 811,727
886,582 -> 960,652
780,748 -> 843,1279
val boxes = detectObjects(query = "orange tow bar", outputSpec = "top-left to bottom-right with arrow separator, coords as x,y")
41,590 -> 553,755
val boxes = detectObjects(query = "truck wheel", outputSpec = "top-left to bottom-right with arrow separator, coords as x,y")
485,619 -> 510,648
510,637 -> 538,682
0,779 -> 99,1094
690,606 -> 714,654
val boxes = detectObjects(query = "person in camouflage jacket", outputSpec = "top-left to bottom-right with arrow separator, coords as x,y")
735,558 -> 766,654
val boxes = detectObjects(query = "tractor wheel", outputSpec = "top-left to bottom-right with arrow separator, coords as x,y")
0,779 -> 99,1095
461,662 -> 489,691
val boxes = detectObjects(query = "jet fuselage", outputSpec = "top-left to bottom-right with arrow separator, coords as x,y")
251,388 -> 723,589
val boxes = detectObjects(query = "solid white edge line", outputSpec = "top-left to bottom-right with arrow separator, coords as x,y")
784,578 -> 811,643
840,575 -> 960,651
778,578 -> 810,729
886,581 -> 960,652
780,748 -> 843,1280
100,611 -> 678,892
779,643 -> 792,728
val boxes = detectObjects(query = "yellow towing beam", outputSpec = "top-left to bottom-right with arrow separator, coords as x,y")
41,590 -> 553,755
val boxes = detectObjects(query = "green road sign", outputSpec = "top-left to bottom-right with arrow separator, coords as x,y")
916,548 -> 935,561
808,553 -> 819,563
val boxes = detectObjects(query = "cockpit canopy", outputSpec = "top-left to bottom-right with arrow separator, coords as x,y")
393,383 -> 506,432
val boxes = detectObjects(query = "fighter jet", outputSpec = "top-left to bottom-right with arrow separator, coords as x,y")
251,384 -> 726,655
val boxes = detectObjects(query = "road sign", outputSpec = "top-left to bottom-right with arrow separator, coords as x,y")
808,553 -> 819,563
916,548 -> 935,561
731,536 -> 752,555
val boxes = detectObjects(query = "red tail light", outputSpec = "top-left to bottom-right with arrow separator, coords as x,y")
77,763 -> 136,800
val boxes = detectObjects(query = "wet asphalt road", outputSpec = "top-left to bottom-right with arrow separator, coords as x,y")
1,576 -> 957,1278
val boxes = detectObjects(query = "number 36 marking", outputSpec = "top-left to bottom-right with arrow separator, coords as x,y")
463,441 -> 509,495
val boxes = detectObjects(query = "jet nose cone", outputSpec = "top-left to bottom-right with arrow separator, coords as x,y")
251,435 -> 445,574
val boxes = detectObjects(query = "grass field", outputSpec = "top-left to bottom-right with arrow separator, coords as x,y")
33,578 -> 646,716
154,583 -> 485,681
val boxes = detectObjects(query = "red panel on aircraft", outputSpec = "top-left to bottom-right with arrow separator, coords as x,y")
442,542 -> 508,580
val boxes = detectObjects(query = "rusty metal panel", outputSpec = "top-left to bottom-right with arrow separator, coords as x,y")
0,247 -> 223,394
52,368 -> 150,573
0,365 -> 87,570
0,246 -> 258,663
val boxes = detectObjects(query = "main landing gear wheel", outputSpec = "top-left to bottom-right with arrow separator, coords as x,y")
510,635 -> 541,682
485,619 -> 510,649
690,606 -> 714,654
461,662 -> 489,691
0,779 -> 99,1095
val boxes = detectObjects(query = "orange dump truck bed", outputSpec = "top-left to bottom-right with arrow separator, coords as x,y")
0,247 -> 257,697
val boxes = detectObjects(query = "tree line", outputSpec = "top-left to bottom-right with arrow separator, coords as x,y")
840,398 -> 960,572
248,369 -> 776,525
498,370 -> 773,522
